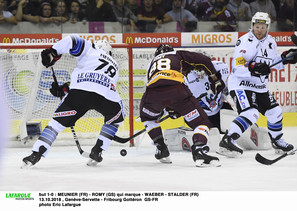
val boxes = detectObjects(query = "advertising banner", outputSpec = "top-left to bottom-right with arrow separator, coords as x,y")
62,33 -> 123,44
0,34 -> 62,44
123,33 -> 181,47
181,32 -> 238,47
239,31 -> 296,46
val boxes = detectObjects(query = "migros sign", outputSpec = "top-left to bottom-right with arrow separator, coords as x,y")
192,33 -> 232,43
182,32 -> 237,46
123,33 -> 181,47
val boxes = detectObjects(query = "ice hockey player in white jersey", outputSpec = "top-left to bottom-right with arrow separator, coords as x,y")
186,60 -> 232,133
22,35 -> 125,167
217,12 -> 296,158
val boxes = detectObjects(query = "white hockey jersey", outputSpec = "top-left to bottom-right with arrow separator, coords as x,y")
52,35 -> 121,103
185,61 -> 229,116
228,30 -> 283,93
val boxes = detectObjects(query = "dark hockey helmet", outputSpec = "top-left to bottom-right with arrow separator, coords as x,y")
154,44 -> 174,56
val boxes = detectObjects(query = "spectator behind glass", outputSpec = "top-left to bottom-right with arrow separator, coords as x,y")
196,0 -> 214,20
52,0 -> 69,23
163,0 -> 198,31
112,0 -> 138,32
68,0 -> 86,23
20,0 -> 41,23
136,0 -> 165,32
182,0 -> 205,17
277,0 -> 295,31
226,0 -> 251,21
203,0 -> 237,31
249,0 -> 276,22
125,0 -> 138,16
0,0 -> 18,24
86,0 -> 117,21
154,0 -> 172,12
13,0 -> 39,23
39,1 -> 56,23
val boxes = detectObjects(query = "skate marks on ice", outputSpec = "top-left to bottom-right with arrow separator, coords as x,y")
1,128 -> 297,191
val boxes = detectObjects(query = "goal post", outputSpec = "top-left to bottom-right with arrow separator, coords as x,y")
0,43 -> 134,146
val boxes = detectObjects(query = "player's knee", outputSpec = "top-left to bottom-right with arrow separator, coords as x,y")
48,119 -> 66,133
265,106 -> 283,123
240,108 -> 259,125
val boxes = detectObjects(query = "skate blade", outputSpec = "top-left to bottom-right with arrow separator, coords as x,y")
274,149 -> 293,155
87,159 -> 99,167
216,147 -> 242,158
159,157 -> 172,164
21,161 -> 33,169
195,160 -> 221,167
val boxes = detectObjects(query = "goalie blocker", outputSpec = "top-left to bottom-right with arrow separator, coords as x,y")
163,109 -> 271,152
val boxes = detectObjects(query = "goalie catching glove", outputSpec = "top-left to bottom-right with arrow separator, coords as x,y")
41,47 -> 62,68
248,61 -> 270,76
50,82 -> 70,98
281,48 -> 297,65
208,72 -> 225,94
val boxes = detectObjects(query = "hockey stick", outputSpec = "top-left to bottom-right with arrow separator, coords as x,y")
255,148 -> 297,165
112,90 -> 212,144
113,115 -> 171,144
50,67 -> 89,158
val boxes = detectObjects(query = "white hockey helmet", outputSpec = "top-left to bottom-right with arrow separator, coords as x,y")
251,12 -> 271,31
94,40 -> 113,55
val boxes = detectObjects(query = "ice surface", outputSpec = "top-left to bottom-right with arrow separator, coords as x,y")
0,127 -> 297,210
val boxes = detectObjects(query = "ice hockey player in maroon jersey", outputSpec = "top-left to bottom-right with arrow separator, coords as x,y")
139,44 -> 225,167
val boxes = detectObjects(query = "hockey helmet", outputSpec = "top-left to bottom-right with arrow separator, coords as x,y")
94,40 -> 113,56
154,44 -> 174,56
251,12 -> 271,31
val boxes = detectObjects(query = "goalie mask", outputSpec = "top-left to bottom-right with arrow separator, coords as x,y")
251,12 -> 271,32
94,40 -> 113,56
154,44 -> 174,56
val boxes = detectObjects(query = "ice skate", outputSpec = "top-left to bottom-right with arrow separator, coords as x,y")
87,145 -> 103,167
217,133 -> 243,158
191,145 -> 221,167
155,143 -> 172,164
21,146 -> 47,169
270,134 -> 294,154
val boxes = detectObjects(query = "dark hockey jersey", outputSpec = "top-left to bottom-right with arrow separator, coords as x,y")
147,50 -> 217,87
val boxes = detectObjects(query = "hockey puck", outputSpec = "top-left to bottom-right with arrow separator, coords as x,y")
120,149 -> 127,156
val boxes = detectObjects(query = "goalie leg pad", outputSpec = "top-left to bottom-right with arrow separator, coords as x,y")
237,124 -> 271,150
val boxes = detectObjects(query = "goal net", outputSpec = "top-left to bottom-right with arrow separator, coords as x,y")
0,43 -> 133,146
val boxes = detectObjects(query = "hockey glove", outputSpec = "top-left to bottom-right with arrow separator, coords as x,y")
281,49 -> 297,65
165,108 -> 181,119
41,47 -> 61,68
209,72 -> 225,95
49,82 -> 70,98
248,61 -> 270,76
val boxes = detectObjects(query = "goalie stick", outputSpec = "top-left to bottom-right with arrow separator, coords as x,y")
255,148 -> 297,165
51,67 -> 89,158
112,90 -> 212,144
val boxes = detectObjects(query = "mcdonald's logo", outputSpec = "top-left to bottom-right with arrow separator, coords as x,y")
2,37 -> 11,43
125,37 -> 133,44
